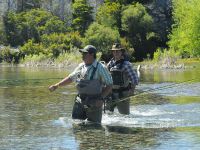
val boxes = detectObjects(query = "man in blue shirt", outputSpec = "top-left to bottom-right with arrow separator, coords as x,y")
49,45 -> 113,123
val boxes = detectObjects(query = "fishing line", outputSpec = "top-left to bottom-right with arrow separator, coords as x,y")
110,78 -> 200,105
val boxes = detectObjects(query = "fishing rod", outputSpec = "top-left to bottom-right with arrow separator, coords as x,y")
108,78 -> 200,105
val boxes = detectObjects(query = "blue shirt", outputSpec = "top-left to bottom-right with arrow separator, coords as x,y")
69,60 -> 113,86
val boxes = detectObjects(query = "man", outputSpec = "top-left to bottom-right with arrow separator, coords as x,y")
106,43 -> 139,114
49,45 -> 113,123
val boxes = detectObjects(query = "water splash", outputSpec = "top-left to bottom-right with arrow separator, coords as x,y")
101,103 -> 200,128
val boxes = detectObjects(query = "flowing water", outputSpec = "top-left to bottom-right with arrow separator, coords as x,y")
0,63 -> 200,150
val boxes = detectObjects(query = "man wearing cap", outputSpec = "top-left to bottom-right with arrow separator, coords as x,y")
106,43 -> 139,114
49,45 -> 113,123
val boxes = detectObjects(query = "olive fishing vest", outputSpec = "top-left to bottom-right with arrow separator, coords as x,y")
108,59 -> 129,90
76,62 -> 102,96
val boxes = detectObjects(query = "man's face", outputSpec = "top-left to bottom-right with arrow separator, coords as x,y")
112,50 -> 122,60
81,52 -> 93,64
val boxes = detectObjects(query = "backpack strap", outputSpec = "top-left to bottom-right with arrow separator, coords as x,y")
90,62 -> 99,80
109,58 -> 125,70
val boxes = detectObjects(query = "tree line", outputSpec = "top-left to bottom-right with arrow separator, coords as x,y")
0,0 -> 199,64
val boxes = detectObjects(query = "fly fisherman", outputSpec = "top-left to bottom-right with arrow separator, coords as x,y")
49,45 -> 113,123
106,43 -> 139,114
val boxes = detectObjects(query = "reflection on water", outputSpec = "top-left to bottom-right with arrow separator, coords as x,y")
0,65 -> 200,149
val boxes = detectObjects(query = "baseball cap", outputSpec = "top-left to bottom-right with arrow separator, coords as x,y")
79,45 -> 97,53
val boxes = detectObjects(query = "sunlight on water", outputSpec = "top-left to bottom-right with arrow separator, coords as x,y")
138,82 -> 200,96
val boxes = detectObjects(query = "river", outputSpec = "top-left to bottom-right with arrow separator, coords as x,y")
0,63 -> 200,150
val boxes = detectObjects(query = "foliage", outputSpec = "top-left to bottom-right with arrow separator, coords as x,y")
0,20 -> 6,45
121,3 -> 153,45
72,0 -> 93,35
55,49 -> 81,64
3,9 -> 66,47
153,47 -> 179,65
104,0 -> 135,5
3,0 -> 197,64
84,23 -> 120,61
84,22 -> 119,57
121,2 -> 154,60
96,2 -> 121,30
21,32 -> 82,58
20,40 -> 45,56
21,53 -> 50,63
0,46 -> 22,63
168,0 -> 200,58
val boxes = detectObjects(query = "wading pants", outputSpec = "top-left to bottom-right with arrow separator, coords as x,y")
72,95 -> 102,123
107,90 -> 130,115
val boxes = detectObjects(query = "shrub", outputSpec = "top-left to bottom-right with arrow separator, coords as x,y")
168,0 -> 200,58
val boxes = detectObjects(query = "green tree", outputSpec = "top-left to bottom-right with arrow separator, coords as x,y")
72,0 -> 93,35
85,22 -> 120,61
3,9 -> 66,47
121,2 -> 154,60
3,11 -> 24,46
168,0 -> 200,57
96,2 -> 121,31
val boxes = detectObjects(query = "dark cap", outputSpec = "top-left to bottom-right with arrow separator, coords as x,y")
110,43 -> 124,51
79,45 -> 97,53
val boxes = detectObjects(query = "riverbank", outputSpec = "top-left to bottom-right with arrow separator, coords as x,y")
0,57 -> 199,71
137,58 -> 199,70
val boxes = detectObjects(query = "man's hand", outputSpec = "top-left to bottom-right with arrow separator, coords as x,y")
49,84 -> 58,92
129,85 -> 136,95
95,100 -> 103,107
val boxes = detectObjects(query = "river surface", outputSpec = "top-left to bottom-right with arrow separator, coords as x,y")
0,63 -> 200,150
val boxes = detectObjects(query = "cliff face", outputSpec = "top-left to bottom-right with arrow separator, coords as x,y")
0,0 -> 172,43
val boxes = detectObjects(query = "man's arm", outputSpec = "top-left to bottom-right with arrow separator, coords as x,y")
101,85 -> 112,99
49,76 -> 73,92
49,63 -> 83,92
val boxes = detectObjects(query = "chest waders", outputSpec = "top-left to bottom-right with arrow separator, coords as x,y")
72,63 -> 103,123
106,59 -> 131,114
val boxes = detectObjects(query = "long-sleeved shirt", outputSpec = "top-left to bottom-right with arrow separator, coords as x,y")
107,59 -> 139,86
69,59 -> 113,86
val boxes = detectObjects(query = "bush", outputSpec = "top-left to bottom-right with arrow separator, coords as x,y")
96,2 -> 121,30
168,0 -> 200,58
0,46 -> 21,63
84,23 -> 120,61
21,32 -> 83,58
121,3 -> 154,60
85,23 -> 120,53
3,9 -> 66,47
153,47 -> 179,65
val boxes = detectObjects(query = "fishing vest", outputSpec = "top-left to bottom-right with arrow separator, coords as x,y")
76,62 -> 102,96
108,59 -> 130,90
